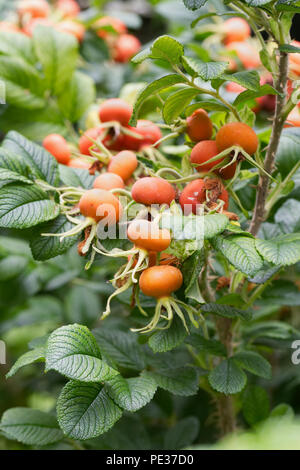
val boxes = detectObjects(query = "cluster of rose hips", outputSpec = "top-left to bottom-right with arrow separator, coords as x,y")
0,0 -> 85,40
0,0 -> 141,62
41,96 -> 259,333
219,17 -> 300,121
92,16 -> 141,63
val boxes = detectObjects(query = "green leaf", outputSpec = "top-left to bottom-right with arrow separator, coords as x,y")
0,184 -> 59,229
0,168 -> 32,188
260,48 -> 274,72
57,381 -> 122,440
183,0 -> 208,10
275,199 -> 300,233
163,87 -> 199,124
106,373 -> 157,412
276,2 -> 300,12
160,213 -> 201,240
244,0 -> 273,5
234,85 -> 279,107
0,31 -> 35,64
33,25 -> 78,95
131,47 -> 151,64
30,215 -> 78,261
149,316 -> 188,352
255,234 -> 300,266
209,359 -> 247,394
0,296 -> 62,333
0,104 -> 67,141
213,235 -> 263,276
64,285 -> 101,327
201,303 -> 252,321
234,351 -> 272,379
279,44 -> 300,53
276,128 -> 300,176
0,408 -> 63,446
45,324 -> 119,382
144,367 -> 198,396
150,35 -> 184,65
93,328 -> 146,370
57,71 -> 96,122
242,385 -> 270,426
59,164 -> 95,189
204,213 -> 229,238
0,235 -> 31,257
2,131 -> 59,185
6,347 -> 45,378
0,255 -> 28,281
130,74 -> 188,126
164,417 -> 199,449
248,263 -> 280,284
185,100 -> 229,115
244,321 -> 297,342
270,403 -> 294,419
161,213 -> 227,241
191,12 -> 223,28
182,250 -> 205,304
0,56 -> 46,109
182,56 -> 228,80
186,332 -> 226,356
221,71 -> 260,91
0,148 -> 30,177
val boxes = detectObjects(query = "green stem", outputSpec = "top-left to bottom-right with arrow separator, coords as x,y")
173,65 -> 241,121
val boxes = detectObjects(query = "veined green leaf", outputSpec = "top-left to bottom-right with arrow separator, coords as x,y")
2,131 -> 59,185
233,351 -> 272,379
221,71 -> 260,91
234,84 -> 279,107
0,184 -> 59,229
144,367 -> 198,396
149,316 -> 188,352
93,328 -> 146,371
151,35 -> 184,64
57,381 -> 122,440
213,235 -> 263,276
182,56 -> 228,80
30,215 -> 78,261
130,74 -> 188,126
106,373 -> 157,412
0,168 -> 32,188
255,234 -> 300,266
0,408 -> 63,446
209,358 -> 247,394
6,347 -> 45,378
201,303 -> 252,321
46,324 -> 119,382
